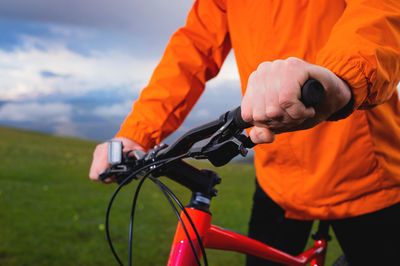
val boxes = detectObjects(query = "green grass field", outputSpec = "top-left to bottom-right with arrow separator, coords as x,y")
0,126 -> 342,265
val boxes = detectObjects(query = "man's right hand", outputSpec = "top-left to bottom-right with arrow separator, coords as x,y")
241,57 -> 352,144
89,137 -> 145,183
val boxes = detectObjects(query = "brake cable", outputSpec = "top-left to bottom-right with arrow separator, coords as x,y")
105,154 -> 208,266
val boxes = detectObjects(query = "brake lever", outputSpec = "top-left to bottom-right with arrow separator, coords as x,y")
99,152 -> 138,184
99,165 -> 129,182
188,112 -> 254,167
203,135 -> 248,166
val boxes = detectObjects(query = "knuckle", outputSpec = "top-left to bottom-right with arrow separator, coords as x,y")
285,57 -> 306,72
289,111 -> 305,120
95,142 -> 109,156
242,113 -> 252,123
252,112 -> 266,123
271,59 -> 283,68
241,107 -> 253,122
247,71 -> 257,83
279,96 -> 295,110
256,61 -> 271,72
265,107 -> 282,119
285,104 -> 307,120
93,143 -> 104,154
286,57 -> 302,65
249,70 -> 257,79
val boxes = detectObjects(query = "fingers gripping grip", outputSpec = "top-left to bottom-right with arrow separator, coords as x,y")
232,79 -> 325,129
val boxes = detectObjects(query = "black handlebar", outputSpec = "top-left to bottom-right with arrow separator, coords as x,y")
100,79 -> 325,182
300,79 -> 325,107
230,78 -> 325,129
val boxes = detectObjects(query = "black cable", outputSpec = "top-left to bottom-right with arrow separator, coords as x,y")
128,173 -> 149,266
148,176 -> 203,266
106,153 -> 208,266
105,180 -> 126,266
149,177 -> 208,266
105,156 -> 187,266
127,154 -> 195,266
156,179 -> 208,266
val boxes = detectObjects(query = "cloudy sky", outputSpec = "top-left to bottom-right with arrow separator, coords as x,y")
0,0 -> 242,142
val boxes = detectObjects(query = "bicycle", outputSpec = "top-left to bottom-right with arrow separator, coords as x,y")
99,79 -> 348,265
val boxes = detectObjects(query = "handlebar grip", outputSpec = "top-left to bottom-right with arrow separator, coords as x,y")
232,106 -> 253,129
232,79 -> 325,129
300,79 -> 325,107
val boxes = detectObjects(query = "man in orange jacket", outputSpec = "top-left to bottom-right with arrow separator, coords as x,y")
90,0 -> 400,264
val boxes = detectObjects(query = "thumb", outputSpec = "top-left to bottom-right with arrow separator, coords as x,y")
249,126 -> 275,144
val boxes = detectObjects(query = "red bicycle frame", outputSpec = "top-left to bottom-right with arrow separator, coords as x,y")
102,103 -> 332,265
168,208 -> 327,266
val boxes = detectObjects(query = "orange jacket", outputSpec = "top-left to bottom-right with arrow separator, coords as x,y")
117,0 -> 400,219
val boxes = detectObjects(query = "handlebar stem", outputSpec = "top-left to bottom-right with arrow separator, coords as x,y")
159,160 -> 221,198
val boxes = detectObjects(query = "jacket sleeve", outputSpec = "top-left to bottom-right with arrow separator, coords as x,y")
316,0 -> 400,112
116,0 -> 230,150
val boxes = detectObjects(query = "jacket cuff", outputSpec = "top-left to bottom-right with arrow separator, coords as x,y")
316,52 -> 372,112
115,122 -> 158,151
326,93 -> 355,121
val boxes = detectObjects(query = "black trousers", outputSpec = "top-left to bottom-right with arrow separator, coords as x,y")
246,180 -> 400,266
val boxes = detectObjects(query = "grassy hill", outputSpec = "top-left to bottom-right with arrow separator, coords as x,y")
0,126 -> 341,265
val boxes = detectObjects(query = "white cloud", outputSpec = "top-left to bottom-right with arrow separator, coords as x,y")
0,37 -> 158,100
92,101 -> 133,118
0,102 -> 72,123
0,30 -> 242,103
193,108 -> 211,119
207,52 -> 241,91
